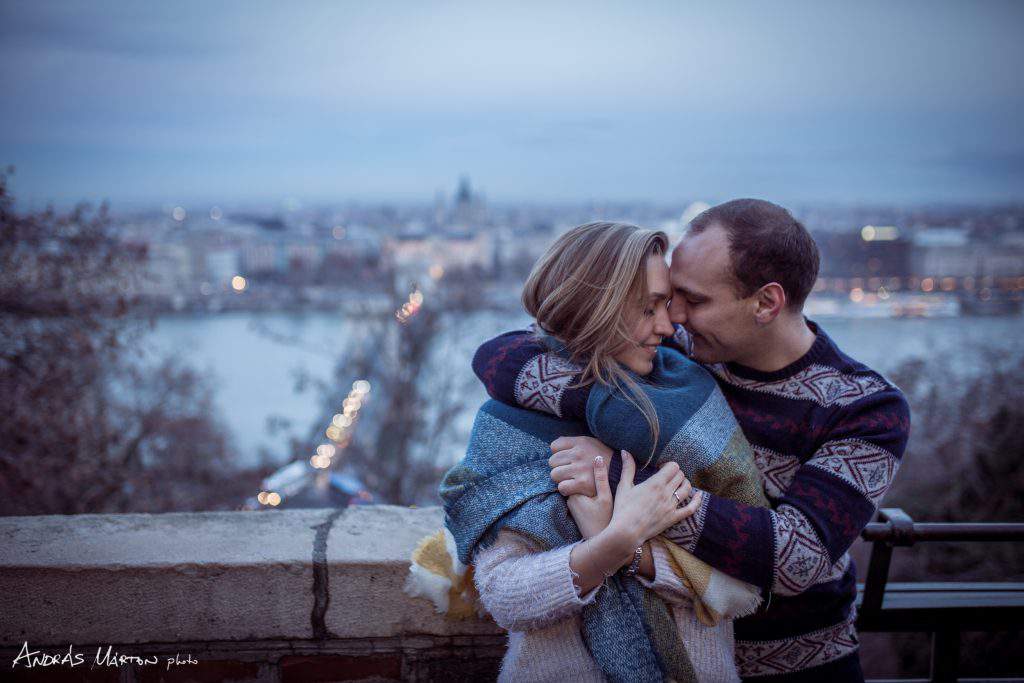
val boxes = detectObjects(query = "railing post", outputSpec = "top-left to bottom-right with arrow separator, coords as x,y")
861,540 -> 893,613
861,508 -> 915,614
930,628 -> 960,683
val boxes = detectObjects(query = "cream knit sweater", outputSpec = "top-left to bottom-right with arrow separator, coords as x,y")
474,529 -> 741,683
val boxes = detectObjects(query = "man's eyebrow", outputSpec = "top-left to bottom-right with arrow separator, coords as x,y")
674,285 -> 707,300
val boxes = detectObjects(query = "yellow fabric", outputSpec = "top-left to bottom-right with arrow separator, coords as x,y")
408,528 -> 757,627
659,538 -> 723,626
410,530 -> 479,619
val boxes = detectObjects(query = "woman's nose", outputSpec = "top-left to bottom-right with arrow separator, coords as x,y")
654,307 -> 674,336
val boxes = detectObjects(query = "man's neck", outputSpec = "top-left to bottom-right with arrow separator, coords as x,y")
734,315 -> 817,373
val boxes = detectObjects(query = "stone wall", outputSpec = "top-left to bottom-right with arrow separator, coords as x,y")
0,506 -> 504,682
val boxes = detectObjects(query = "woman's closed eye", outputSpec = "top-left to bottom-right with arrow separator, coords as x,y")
644,299 -> 672,317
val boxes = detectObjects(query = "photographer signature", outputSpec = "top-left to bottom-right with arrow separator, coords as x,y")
12,642 -> 198,671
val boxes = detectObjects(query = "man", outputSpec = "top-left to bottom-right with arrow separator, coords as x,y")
472,199 -> 911,681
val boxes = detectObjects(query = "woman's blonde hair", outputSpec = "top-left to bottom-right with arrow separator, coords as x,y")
522,222 -> 669,463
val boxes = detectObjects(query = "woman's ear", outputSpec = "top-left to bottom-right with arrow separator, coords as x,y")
754,282 -> 786,324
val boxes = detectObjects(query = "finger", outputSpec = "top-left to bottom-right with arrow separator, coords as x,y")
675,479 -> 693,501
617,450 -> 636,494
593,455 -> 612,502
547,449 -> 575,468
674,491 -> 703,521
655,460 -> 681,482
550,464 -> 575,483
550,436 -> 579,453
667,470 -> 685,495
558,478 -> 591,497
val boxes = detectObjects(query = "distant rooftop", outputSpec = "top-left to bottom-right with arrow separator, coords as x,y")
913,227 -> 969,247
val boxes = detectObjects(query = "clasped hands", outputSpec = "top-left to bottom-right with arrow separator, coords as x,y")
549,436 -> 702,568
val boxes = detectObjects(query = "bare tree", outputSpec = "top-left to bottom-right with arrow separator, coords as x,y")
0,171 -> 259,515
282,263 -> 488,505
884,345 -> 1024,576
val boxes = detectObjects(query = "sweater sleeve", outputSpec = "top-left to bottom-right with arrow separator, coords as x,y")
472,329 -> 590,420
473,529 -> 600,632
663,389 -> 911,594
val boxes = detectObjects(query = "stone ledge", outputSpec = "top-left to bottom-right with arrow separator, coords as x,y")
0,506 -> 502,648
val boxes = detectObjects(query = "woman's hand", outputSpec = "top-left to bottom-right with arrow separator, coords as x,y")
565,455 -> 612,539
606,450 -> 702,551
549,436 -> 612,497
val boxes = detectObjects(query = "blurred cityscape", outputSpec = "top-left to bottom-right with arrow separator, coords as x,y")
121,177 -> 1024,320
6,172 -> 1023,520
104,178 -> 1024,514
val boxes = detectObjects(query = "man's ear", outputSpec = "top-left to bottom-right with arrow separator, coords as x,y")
753,282 -> 786,324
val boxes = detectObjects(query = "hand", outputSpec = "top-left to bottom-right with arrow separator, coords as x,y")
549,436 -> 611,497
606,450 -> 702,551
565,455 -> 613,539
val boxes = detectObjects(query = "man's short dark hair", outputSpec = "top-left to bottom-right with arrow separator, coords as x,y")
688,198 -> 820,310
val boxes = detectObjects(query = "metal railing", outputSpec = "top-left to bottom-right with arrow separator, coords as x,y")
857,508 -> 1024,683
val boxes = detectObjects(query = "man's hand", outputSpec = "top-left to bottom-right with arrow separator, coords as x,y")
565,455 -> 613,539
549,436 -> 612,497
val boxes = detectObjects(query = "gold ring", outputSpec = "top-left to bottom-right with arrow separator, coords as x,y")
672,489 -> 684,507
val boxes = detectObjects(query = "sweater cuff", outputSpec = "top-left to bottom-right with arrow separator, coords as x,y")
663,486 -> 709,552
555,541 -> 602,605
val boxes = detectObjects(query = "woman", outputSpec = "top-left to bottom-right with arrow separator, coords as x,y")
440,222 -> 767,682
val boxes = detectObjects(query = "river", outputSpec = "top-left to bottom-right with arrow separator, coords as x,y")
147,312 -> 1024,467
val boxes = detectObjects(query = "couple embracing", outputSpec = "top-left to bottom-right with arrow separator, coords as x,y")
438,199 -> 910,682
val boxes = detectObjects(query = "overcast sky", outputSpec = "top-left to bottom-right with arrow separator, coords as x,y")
1,0 -> 1022,207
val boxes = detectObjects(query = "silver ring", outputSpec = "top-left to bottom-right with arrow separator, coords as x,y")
672,489 -> 684,507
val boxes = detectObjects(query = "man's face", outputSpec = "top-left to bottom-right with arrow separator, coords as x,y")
668,223 -> 758,365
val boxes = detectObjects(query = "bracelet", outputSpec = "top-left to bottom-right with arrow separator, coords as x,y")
625,544 -> 644,576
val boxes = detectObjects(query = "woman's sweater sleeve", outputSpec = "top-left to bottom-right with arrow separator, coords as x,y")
473,529 -> 600,632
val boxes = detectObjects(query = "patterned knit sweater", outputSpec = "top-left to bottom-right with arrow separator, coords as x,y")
471,320 -> 911,678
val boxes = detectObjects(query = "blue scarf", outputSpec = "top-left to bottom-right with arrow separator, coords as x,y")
443,331 -> 763,682
440,399 -> 693,682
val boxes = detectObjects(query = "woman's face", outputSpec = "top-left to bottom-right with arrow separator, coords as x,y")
613,253 -> 675,376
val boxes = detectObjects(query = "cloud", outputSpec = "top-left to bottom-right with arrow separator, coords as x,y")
1,1 -> 1023,204
0,2 -> 242,60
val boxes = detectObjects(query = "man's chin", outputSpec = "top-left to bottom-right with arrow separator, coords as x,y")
690,351 -> 716,364
689,340 -> 723,365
